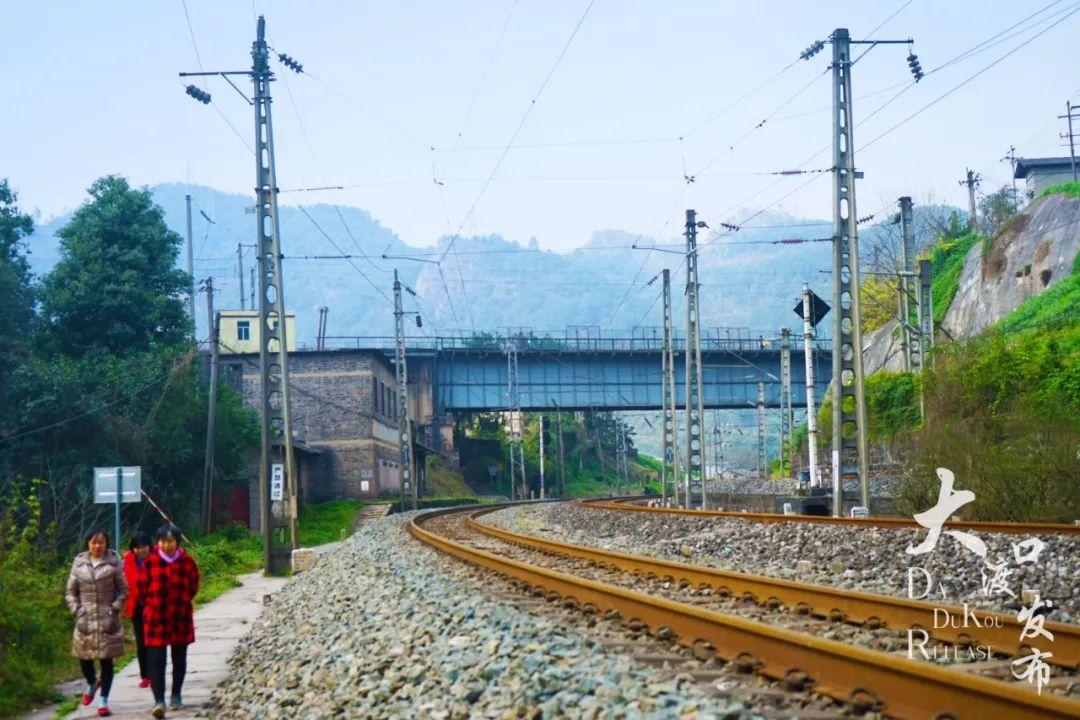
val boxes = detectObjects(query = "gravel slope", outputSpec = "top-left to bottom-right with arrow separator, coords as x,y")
206,513 -> 761,719
487,503 -> 1080,622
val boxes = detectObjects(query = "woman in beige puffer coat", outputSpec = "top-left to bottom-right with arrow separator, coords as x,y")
65,528 -> 128,716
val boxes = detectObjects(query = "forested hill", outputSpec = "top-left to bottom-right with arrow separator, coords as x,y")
29,183 -> 959,344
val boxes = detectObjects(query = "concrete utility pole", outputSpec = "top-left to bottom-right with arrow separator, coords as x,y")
180,18 -> 303,571
660,268 -> 680,507
960,168 -> 980,235
316,306 -> 328,350
757,380 -> 767,484
249,267 -> 255,310
898,196 -> 917,372
506,339 -> 523,500
1001,146 -> 1019,198
683,210 -> 707,509
250,17 -> 299,571
829,28 -> 870,514
553,404 -> 565,497
779,328 -> 793,476
237,243 -> 246,309
802,284 -> 821,489
615,419 -> 627,493
1061,101 -> 1079,183
200,278 -> 219,534
539,416 -> 546,499
915,259 -> 935,418
393,270 -> 417,511
185,195 -> 196,328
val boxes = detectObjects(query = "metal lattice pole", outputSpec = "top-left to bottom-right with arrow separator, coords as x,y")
780,328 -> 793,477
830,28 -> 870,514
684,210 -> 706,509
915,259 -> 934,418
252,16 -> 299,572
660,269 -> 680,507
393,270 -> 417,511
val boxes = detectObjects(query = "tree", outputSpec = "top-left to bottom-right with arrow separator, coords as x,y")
40,176 -> 191,356
978,185 -> 1020,236
0,180 -> 36,433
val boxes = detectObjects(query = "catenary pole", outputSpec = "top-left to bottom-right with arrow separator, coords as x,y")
252,16 -> 299,571
683,210 -> 706,509
201,277 -> 219,534
829,28 -> 870,514
185,195 -> 196,328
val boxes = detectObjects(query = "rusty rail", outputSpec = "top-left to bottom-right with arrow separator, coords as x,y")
466,508 -> 1079,668
411,505 -> 1080,720
583,498 -> 1080,535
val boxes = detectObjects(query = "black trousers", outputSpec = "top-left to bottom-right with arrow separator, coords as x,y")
79,658 -> 114,697
131,607 -> 149,679
146,644 -> 188,704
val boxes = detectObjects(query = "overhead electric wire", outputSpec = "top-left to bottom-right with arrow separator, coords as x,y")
438,0 -> 521,180
297,206 -> 395,307
441,0 -> 597,263
861,4 -> 1080,153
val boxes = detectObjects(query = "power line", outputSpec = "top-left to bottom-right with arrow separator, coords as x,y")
861,4 -> 1080,153
296,206 -> 395,307
441,0 -> 597,263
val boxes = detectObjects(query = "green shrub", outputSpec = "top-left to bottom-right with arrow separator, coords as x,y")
897,327 -> 1080,521
927,231 -> 980,326
1039,181 -> 1080,199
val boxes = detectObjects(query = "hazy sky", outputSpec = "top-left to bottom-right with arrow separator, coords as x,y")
6,1 -> 1078,250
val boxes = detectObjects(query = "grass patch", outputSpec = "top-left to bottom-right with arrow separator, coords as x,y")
927,231 -> 980,326
424,455 -> 475,497
188,524 -> 264,605
1040,181 -> 1080,199
997,272 -> 1080,334
298,499 -> 366,547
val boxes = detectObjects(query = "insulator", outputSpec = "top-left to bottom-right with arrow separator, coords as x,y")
720,222 -> 740,232
800,40 -> 825,61
185,84 -> 211,104
277,53 -> 304,73
907,54 -> 923,82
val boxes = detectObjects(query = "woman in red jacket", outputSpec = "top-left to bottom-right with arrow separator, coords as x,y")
136,524 -> 199,718
122,531 -> 153,689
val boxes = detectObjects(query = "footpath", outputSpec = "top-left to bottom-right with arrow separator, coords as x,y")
65,571 -> 287,719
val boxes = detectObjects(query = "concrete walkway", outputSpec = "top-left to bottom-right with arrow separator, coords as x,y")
66,572 -> 287,719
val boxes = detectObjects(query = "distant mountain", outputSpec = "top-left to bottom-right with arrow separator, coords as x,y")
27,183 -> 958,347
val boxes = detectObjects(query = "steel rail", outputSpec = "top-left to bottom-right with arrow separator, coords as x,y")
583,498 -> 1080,535
466,508 -> 1079,668
412,505 -> 1080,720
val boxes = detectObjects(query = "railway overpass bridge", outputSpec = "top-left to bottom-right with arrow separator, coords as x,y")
326,331 -> 833,414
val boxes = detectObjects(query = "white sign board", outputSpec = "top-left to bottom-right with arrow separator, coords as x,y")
360,480 -> 370,493
93,467 -> 142,504
850,506 -> 870,518
782,502 -> 794,516
270,463 -> 284,501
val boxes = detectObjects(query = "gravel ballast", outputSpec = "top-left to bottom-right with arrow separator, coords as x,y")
206,513 -> 759,719
486,503 -> 1080,622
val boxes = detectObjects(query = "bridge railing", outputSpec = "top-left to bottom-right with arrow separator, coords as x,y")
322,334 -> 832,353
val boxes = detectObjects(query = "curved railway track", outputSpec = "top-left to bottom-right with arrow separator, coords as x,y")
411,502 -> 1080,720
583,498 -> 1080,536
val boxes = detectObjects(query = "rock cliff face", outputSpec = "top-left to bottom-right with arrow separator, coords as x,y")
863,193 -> 1080,374
943,193 -> 1080,337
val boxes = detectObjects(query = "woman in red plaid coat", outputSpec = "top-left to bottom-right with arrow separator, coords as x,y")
136,524 -> 199,718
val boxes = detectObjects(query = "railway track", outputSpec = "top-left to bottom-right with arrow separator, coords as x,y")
412,502 -> 1080,720
583,497 -> 1080,536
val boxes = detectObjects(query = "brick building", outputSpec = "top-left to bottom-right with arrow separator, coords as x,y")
222,350 -> 417,523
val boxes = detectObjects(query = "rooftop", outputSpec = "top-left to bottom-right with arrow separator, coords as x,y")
1014,156 -> 1077,178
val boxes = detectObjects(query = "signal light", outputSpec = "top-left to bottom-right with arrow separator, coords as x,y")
800,40 -> 825,61
906,53 -> 924,82
185,85 -> 211,104
277,53 -> 304,73
415,315 -> 422,328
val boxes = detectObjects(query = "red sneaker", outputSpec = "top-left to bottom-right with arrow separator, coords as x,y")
82,681 -> 100,706
97,707 -> 112,717
138,678 -> 151,689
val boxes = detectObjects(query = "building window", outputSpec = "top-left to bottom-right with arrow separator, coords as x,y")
237,321 -> 251,341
